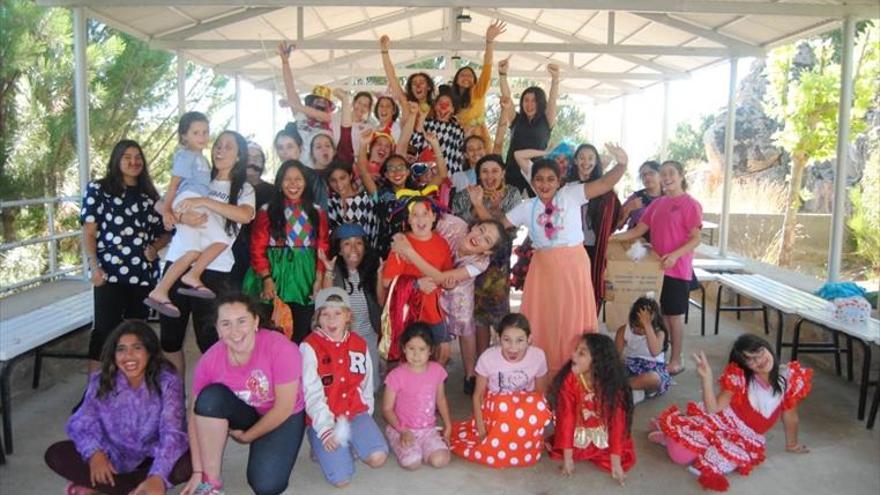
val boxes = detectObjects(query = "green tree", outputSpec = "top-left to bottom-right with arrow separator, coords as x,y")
666,114 -> 712,164
763,24 -> 878,267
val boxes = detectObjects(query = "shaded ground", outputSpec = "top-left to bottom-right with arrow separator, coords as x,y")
1,295 -> 878,495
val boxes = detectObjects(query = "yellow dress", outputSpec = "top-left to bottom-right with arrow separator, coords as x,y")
456,64 -> 493,148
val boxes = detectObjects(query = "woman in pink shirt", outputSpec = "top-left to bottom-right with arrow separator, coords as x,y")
611,160 -> 702,375
181,293 -> 305,495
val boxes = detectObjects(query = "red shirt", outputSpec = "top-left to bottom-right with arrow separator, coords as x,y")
382,232 -> 453,324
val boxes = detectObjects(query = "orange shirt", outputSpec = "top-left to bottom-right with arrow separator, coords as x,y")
382,232 -> 453,324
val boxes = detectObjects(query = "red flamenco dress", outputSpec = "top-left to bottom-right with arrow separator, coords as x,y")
657,362 -> 812,491
546,372 -> 636,472
450,392 -> 553,468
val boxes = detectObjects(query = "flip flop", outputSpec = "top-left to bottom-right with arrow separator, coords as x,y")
668,364 -> 687,376
648,430 -> 667,446
178,284 -> 217,299
143,297 -> 181,318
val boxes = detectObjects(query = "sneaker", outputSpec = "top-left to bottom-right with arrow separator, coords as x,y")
192,482 -> 224,495
632,389 -> 645,404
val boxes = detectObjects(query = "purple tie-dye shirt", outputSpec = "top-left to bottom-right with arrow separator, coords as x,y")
66,368 -> 188,487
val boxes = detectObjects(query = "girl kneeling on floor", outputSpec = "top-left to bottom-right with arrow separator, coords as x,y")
382,322 -> 452,470
450,313 -> 552,468
183,293 -> 305,495
546,333 -> 636,485
301,288 -> 389,487
648,334 -> 811,492
615,296 -> 671,402
45,321 -> 191,495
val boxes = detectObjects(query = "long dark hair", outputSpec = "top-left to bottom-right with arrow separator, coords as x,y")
97,321 -> 173,399
268,160 -> 319,241
549,333 -> 633,433
474,153 -> 505,184
512,86 -> 548,126
530,158 -> 561,181
470,219 -> 510,256
729,334 -> 785,395
451,66 -> 477,111
399,322 -> 436,357
405,73 -> 435,106
329,231 -> 380,302
211,131 -> 248,236
374,96 -> 400,123
628,296 -> 669,352
574,144 -> 602,183
213,291 -> 263,324
96,140 -> 159,200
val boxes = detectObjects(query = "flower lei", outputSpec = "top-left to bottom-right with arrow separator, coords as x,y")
537,199 -> 563,240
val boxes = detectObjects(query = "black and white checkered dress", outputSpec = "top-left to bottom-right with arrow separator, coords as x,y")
409,117 -> 466,175
327,189 -> 378,248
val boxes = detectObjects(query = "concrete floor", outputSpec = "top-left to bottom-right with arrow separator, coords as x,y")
1,300 -> 878,495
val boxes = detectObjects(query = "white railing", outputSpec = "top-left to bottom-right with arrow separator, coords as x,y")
0,196 -> 84,295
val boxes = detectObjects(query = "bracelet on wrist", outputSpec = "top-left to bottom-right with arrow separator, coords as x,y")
261,274 -> 272,281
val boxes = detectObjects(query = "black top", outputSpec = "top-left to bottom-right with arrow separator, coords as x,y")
504,114 -> 552,196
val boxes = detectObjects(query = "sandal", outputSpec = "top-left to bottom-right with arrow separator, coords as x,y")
143,297 -> 181,318
668,364 -> 687,376
178,284 -> 217,299
65,482 -> 96,495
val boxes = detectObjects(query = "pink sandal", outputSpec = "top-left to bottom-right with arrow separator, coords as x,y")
65,482 -> 95,495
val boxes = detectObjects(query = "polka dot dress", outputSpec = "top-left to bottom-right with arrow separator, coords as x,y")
450,391 -> 552,468
80,181 -> 165,286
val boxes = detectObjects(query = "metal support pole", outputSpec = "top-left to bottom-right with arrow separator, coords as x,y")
73,7 -> 90,279
177,50 -> 186,115
660,80 -> 671,160
234,74 -> 242,132
619,95 -> 627,149
718,57 -> 738,257
296,6 -> 304,41
828,16 -> 855,282
271,89 -> 277,135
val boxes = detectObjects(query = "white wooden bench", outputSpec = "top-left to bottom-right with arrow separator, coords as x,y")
693,258 -> 745,272
713,274 -> 831,356
792,308 -> 880,427
0,289 -> 93,457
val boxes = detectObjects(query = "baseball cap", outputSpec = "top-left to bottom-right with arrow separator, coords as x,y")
314,287 -> 351,310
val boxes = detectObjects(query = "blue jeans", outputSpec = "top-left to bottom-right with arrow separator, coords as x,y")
307,412 -> 388,486
194,384 -> 305,495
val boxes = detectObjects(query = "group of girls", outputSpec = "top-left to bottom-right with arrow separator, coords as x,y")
57,19 -> 814,494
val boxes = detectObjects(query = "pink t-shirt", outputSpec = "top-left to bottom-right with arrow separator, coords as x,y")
193,330 -> 305,416
639,193 -> 703,281
475,346 -> 548,394
384,362 -> 448,429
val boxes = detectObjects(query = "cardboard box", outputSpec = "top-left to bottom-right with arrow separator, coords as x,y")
603,242 -> 664,333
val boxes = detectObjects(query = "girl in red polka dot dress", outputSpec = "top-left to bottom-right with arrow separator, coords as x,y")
546,333 -> 636,484
450,313 -> 552,468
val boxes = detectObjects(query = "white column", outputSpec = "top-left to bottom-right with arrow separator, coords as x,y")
718,57 -> 738,257
177,50 -> 186,115
828,17 -> 855,282
234,74 -> 242,132
660,80 -> 671,160
73,7 -> 90,278
271,89 -> 277,134
619,95 -> 627,149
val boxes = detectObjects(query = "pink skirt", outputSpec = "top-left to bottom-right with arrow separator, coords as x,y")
520,245 -> 598,376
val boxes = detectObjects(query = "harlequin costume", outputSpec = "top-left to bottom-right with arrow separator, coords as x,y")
450,392 -> 552,468
656,362 -> 812,491
244,200 -> 329,304
546,372 -> 636,472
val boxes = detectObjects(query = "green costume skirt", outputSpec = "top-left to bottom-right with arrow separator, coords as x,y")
242,247 -> 317,306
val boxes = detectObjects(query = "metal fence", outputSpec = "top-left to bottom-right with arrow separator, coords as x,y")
0,196 -> 84,295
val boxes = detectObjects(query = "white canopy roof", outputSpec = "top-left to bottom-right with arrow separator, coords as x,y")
36,0 -> 878,100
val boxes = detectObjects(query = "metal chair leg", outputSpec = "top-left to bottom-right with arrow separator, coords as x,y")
700,285 -> 706,337
846,337 -> 854,382
858,341 -> 871,421
762,305 -> 770,335
774,310 -> 785,359
1,360 -> 13,454
868,377 -> 879,429
736,293 -> 742,320
832,332 -> 842,377
32,347 -> 43,389
714,285 -> 724,336
791,319 -> 804,361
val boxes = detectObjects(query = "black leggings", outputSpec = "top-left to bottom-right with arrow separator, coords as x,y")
159,262 -> 231,353
194,384 -> 305,495
44,440 -> 191,495
90,283 -> 152,360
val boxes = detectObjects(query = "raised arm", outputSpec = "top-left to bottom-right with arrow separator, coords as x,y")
278,42 -> 332,123
546,64 -> 560,128
379,35 -> 409,115
356,127 -> 379,195
334,88 -> 352,128
424,132 -> 449,186
397,101 -> 419,156
513,147 -> 547,180
584,142 -> 627,199
475,21 -> 506,98
492,96 -> 515,155
498,57 -> 511,105
694,351 -> 732,414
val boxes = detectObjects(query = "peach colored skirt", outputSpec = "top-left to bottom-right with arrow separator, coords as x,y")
520,245 -> 598,377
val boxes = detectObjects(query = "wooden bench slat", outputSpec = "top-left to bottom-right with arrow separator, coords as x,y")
0,291 -> 93,361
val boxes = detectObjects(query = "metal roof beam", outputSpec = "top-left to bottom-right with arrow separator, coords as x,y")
632,13 -> 764,54
468,8 -> 689,75
309,7 -> 436,41
157,7 -> 280,40
240,67 -> 681,80
39,1 -> 879,18
152,39 -> 734,57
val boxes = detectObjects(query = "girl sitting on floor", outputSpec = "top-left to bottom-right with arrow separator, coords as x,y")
648,334 -> 812,492
614,296 -> 671,402
546,333 -> 636,485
